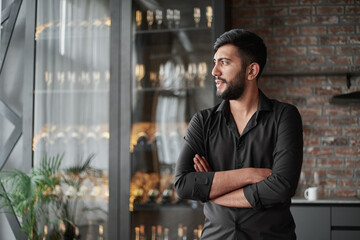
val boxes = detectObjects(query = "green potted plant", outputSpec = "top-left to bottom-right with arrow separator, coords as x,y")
0,153 -> 105,240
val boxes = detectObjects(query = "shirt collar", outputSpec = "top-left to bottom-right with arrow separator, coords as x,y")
216,89 -> 273,119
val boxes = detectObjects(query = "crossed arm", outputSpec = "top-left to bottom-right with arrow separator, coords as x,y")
193,154 -> 272,208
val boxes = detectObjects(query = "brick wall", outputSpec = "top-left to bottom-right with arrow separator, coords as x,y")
230,0 -> 360,198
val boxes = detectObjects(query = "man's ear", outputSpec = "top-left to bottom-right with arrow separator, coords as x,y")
247,62 -> 260,81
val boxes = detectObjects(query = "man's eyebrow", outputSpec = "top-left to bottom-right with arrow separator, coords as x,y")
213,57 -> 232,62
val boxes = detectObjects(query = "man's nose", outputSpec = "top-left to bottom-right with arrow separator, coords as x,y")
212,63 -> 220,77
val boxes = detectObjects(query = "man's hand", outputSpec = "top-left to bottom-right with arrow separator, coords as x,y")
193,154 -> 212,172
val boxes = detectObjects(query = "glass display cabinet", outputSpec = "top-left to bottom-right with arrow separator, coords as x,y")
129,0 -> 224,239
33,0 -> 110,239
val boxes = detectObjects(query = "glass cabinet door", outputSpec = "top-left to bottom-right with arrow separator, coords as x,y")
130,0 -> 218,239
33,0 -> 110,239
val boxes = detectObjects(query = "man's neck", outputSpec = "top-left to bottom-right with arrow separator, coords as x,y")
229,88 -> 259,117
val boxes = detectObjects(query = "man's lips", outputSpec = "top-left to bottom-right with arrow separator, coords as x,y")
215,78 -> 226,88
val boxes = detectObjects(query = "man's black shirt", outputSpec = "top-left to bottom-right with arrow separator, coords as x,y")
174,89 -> 303,239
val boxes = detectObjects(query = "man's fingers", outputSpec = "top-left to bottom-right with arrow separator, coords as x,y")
193,154 -> 211,172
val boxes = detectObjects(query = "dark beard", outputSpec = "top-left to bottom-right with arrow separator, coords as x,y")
216,70 -> 246,100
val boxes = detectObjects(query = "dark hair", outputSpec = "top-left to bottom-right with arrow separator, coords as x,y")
214,29 -> 267,78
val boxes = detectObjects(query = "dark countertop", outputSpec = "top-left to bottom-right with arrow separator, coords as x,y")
292,197 -> 360,205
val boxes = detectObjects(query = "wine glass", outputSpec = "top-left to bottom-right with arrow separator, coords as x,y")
146,10 -> 154,29
166,9 -> 174,28
155,9 -> 163,29
135,10 -> 142,29
174,9 -> 180,28
198,62 -> 208,87
193,8 -> 201,27
206,6 -> 213,28
135,64 -> 145,89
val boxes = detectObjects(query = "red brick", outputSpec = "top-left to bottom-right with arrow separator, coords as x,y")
308,46 -> 335,55
346,159 -> 360,168
301,26 -> 327,35
269,57 -> 297,66
331,117 -> 358,126
267,47 -> 279,56
281,47 -> 307,56
287,87 -> 313,95
274,27 -> 299,36
320,36 -> 347,45
290,6 -> 314,15
352,106 -> 360,116
344,127 -> 360,136
248,27 -> 273,36
304,136 -> 320,146
300,0 -> 322,4
244,0 -> 271,6
263,7 -> 288,16
321,66 -> 349,72
306,147 -> 333,156
317,6 -> 344,15
257,18 -> 284,26
232,18 -> 257,27
303,126 -> 312,136
324,106 -> 350,116
261,87 -> 285,96
231,0 -> 245,6
350,137 -> 360,147
307,96 -> 331,105
277,96 -> 307,105
302,158 -> 316,167
272,76 -> 297,85
327,169 -> 353,178
327,56 -> 353,65
331,189 -> 356,198
265,37 -> 290,46
298,106 -> 322,116
328,0 -> 355,4
299,76 -> 326,85
315,87 -> 341,95
338,179 -> 360,188
313,16 -> 339,24
341,16 -> 360,24
328,75 -> 347,85
273,0 -> 298,5
337,46 -> 360,55
318,158 -> 344,168
285,16 -> 311,25
301,168 -> 326,178
313,127 -> 341,136
329,26 -> 355,34
355,57 -> 360,64
322,137 -> 348,146
298,56 -> 325,65
349,36 -> 360,44
292,36 -> 318,45
345,6 -> 360,14
234,8 -> 260,17
324,179 -> 337,188
335,148 -> 360,156
303,117 -> 329,126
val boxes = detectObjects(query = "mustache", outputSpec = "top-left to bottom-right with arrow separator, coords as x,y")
215,77 -> 227,83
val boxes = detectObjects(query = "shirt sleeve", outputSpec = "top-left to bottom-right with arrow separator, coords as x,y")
174,112 -> 215,202
243,104 -> 303,210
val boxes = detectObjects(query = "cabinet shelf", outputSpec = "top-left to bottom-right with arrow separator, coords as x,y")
135,26 -> 212,35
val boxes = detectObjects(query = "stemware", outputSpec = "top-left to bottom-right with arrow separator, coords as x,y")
146,10 -> 154,29
155,9 -> 163,29
174,9 -> 180,28
193,8 -> 201,27
135,10 -> 142,29
206,6 -> 213,28
166,9 -> 174,28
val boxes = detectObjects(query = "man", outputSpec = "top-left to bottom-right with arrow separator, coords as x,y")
174,29 -> 303,239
